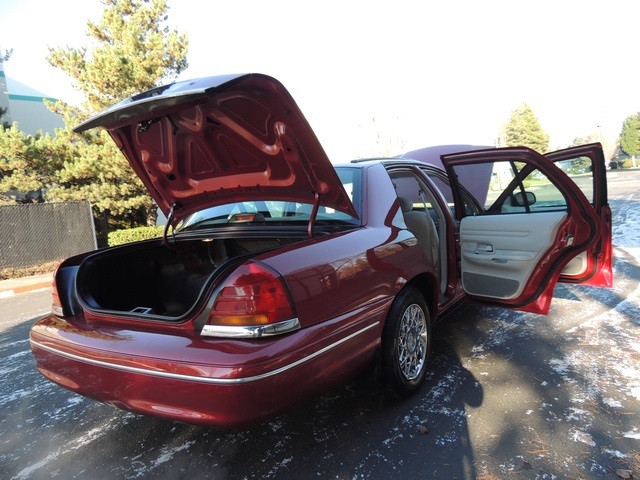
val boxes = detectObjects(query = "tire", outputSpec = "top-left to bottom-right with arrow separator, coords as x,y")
382,287 -> 431,395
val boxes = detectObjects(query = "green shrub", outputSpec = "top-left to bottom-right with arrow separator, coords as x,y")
622,159 -> 635,169
108,226 -> 164,246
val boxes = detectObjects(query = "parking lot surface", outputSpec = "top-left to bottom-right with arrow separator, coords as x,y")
2,170 -> 639,479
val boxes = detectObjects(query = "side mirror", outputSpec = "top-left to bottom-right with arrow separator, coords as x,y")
513,191 -> 536,207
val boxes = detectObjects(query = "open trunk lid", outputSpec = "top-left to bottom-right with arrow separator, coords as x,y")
74,73 -> 357,224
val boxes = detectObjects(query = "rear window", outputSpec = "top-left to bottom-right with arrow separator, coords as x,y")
177,167 -> 362,231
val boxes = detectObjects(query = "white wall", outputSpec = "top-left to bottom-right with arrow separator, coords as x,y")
1,58 -> 64,135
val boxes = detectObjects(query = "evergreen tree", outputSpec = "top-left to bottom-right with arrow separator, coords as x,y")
503,104 -> 550,153
48,0 -> 188,115
620,113 -> 640,163
0,0 -> 188,229
0,107 -> 9,129
0,126 -> 63,204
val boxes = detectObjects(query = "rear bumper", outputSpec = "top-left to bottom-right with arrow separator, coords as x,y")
29,299 -> 389,428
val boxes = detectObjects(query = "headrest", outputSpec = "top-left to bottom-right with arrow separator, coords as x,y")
398,196 -> 414,213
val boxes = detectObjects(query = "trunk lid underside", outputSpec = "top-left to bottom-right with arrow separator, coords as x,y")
74,73 -> 357,224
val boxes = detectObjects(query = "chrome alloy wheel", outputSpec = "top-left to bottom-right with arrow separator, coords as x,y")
397,303 -> 428,381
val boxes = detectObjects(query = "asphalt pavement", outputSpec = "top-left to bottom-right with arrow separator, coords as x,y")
1,169 -> 640,479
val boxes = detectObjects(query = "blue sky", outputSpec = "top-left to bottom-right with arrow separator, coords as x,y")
1,0 -> 639,160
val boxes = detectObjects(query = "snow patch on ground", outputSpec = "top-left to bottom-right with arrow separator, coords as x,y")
13,418 -> 129,480
604,448 -> 627,459
603,398 -> 623,408
622,429 -> 640,439
150,440 -> 196,467
4,188 -> 640,480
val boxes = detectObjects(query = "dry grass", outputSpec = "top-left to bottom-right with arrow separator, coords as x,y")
477,474 -> 502,480
0,260 -> 60,280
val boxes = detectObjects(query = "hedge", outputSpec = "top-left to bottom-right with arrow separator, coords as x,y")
107,226 -> 164,246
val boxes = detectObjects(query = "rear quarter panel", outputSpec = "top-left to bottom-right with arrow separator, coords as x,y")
257,163 -> 436,328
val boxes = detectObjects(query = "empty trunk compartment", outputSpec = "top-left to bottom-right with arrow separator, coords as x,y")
75,237 -> 301,320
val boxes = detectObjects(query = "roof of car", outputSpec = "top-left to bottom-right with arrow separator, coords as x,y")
346,156 -> 443,172
348,145 -> 495,170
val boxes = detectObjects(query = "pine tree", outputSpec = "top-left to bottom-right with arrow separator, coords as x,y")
49,0 -> 188,228
503,104 -> 550,153
48,0 -> 188,115
0,107 -> 9,129
0,126 -> 63,204
620,113 -> 640,167
0,0 -> 189,229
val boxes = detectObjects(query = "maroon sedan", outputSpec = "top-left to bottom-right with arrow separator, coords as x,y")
30,74 -> 613,428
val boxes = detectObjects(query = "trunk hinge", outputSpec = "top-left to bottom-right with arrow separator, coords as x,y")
308,192 -> 320,238
162,203 -> 180,249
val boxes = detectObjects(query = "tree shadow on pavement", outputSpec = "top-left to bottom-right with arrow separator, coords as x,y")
2,311 -> 486,480
5,203 -> 639,479
434,250 -> 640,478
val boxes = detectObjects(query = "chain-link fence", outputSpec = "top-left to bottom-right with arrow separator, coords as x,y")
0,201 -> 97,270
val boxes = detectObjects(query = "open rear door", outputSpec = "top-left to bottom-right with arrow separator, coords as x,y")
442,144 -> 612,315
545,143 -> 613,287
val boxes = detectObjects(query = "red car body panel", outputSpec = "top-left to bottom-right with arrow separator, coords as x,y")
31,300 -> 386,427
30,162 -> 444,427
29,73 -> 612,427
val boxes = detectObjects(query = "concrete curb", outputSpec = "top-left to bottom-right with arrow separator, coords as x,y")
0,273 -> 54,299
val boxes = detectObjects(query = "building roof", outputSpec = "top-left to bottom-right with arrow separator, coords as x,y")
0,63 -> 64,135
5,76 -> 58,102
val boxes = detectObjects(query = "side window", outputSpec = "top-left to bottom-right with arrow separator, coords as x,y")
391,172 -> 435,212
335,166 -> 362,218
421,168 -> 481,217
553,156 -> 594,205
388,169 -> 444,235
451,160 -> 568,215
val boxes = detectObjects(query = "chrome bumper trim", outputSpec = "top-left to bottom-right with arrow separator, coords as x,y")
200,318 -> 300,338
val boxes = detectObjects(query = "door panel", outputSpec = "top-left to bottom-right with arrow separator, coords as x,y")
442,145 -> 610,315
561,251 -> 588,276
460,212 -> 567,299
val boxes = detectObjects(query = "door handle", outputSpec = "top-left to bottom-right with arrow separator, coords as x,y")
477,242 -> 494,253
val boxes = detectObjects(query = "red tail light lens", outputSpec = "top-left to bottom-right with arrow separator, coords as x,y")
209,262 -> 295,326
51,265 -> 65,316
52,280 -> 64,316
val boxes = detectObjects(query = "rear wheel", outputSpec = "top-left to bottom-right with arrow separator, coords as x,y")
382,287 -> 431,395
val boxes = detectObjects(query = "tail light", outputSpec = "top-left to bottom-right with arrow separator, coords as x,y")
52,279 -> 64,316
201,262 -> 299,338
50,257 -> 85,318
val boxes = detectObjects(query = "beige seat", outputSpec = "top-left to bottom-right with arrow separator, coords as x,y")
398,196 -> 439,273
